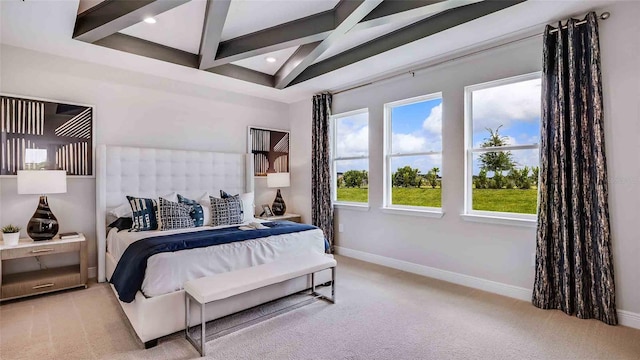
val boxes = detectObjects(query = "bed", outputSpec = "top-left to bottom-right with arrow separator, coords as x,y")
96,145 -> 330,346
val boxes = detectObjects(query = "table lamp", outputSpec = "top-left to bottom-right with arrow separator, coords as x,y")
17,170 -> 67,241
267,172 -> 290,216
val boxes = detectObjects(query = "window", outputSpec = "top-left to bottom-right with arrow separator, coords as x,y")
384,93 -> 442,211
464,73 -> 541,220
331,109 -> 369,205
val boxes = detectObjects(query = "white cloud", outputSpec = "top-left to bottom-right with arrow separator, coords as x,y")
472,78 -> 541,131
392,133 -> 426,153
422,103 -> 442,134
336,115 -> 368,157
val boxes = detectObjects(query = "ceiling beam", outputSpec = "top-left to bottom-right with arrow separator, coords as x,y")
209,0 -> 463,69
205,64 -> 274,88
353,0 -> 483,31
73,0 -> 189,43
273,0 -> 384,90
198,0 -> 232,70
288,0 -> 525,87
210,10 -> 335,68
94,33 -> 199,68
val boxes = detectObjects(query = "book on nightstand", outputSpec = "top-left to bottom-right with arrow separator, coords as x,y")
59,232 -> 80,240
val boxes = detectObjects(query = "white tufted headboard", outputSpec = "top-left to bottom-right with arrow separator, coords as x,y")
95,145 -> 253,282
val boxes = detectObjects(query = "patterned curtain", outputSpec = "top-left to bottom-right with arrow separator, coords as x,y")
312,93 -> 334,253
532,12 -> 617,325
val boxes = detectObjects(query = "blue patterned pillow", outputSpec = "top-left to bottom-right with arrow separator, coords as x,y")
157,198 -> 195,230
126,196 -> 158,231
177,194 -> 205,227
220,189 -> 244,216
210,195 -> 243,226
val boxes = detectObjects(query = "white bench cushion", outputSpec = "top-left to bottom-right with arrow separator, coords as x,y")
184,252 -> 336,304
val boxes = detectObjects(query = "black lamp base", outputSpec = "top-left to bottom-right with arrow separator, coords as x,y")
27,195 -> 59,241
272,189 -> 287,216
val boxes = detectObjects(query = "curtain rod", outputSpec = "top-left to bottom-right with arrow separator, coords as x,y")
331,11 -> 610,96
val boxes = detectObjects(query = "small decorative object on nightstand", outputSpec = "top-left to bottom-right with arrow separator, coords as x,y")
0,233 -> 88,301
17,170 -> 67,241
0,225 -> 21,246
267,172 -> 290,216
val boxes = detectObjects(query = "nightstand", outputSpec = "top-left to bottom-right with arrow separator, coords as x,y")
258,213 -> 302,223
0,234 -> 88,301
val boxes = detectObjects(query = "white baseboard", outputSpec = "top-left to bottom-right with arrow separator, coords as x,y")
88,266 -> 97,279
335,246 -> 640,330
335,246 -> 532,301
618,310 -> 640,329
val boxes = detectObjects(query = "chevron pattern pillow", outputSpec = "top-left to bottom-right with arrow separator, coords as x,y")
157,198 -> 195,230
209,195 -> 243,226
126,196 -> 158,231
177,194 -> 205,227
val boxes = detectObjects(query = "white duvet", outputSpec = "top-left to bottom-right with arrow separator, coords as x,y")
107,221 -> 325,298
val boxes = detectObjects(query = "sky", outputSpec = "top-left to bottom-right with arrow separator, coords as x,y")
334,77 -> 541,176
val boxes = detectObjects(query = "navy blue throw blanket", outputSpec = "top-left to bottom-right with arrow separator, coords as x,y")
110,221 -> 321,303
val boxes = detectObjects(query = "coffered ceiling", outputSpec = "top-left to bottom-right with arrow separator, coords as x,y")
72,0 -> 523,89
1,0 -> 613,103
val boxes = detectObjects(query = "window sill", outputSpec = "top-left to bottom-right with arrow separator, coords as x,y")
334,203 -> 370,212
380,207 -> 444,218
460,213 -> 537,228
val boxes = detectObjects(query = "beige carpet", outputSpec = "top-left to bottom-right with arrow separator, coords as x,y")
1,256 -> 639,360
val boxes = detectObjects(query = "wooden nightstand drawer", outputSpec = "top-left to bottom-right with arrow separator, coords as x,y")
1,234 -> 87,301
1,241 -> 80,260
1,266 -> 82,300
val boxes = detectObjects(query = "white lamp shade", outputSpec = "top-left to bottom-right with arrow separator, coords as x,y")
267,172 -> 290,188
17,170 -> 67,195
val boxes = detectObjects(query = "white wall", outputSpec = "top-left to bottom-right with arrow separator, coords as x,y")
0,45 -> 291,274
289,1 -> 640,317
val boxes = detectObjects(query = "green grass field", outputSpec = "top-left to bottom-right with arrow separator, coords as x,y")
337,187 -> 537,214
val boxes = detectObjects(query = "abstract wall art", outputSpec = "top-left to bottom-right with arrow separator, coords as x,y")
0,94 -> 94,176
248,127 -> 289,176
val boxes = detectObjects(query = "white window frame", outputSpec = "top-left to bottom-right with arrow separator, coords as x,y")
330,108 -> 369,207
383,93 -> 444,217
463,72 -> 541,225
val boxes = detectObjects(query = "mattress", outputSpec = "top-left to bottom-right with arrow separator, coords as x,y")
106,222 -> 325,298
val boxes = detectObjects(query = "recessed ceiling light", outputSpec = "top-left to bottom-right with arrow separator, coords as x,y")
144,17 -> 156,24
265,57 -> 277,63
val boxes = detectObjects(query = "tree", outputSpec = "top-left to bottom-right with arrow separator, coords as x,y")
508,166 -> 532,189
426,167 -> 440,189
475,169 -> 488,189
392,166 -> 421,188
342,170 -> 366,188
478,126 -> 516,173
530,166 -> 540,186
337,176 -> 344,188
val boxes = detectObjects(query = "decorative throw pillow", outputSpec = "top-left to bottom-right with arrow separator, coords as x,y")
126,196 -> 158,231
177,194 -> 205,227
108,217 -> 133,232
221,190 -> 255,223
157,198 -> 195,230
209,195 -> 243,226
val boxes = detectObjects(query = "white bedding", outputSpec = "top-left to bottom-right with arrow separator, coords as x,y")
106,222 -> 325,298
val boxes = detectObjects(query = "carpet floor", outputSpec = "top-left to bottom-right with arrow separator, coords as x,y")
1,255 -> 639,360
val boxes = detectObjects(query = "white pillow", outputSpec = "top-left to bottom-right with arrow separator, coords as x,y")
107,203 -> 132,218
198,192 -> 212,226
239,192 -> 255,223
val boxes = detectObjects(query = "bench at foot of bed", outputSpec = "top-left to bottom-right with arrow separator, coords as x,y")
184,252 -> 337,356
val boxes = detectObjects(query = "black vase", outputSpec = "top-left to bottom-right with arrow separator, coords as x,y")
271,189 -> 286,216
27,196 -> 59,241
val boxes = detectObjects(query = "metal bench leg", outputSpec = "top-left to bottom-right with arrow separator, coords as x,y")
185,293 -> 205,357
332,266 -> 336,303
201,301 -> 206,356
311,267 -> 336,304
